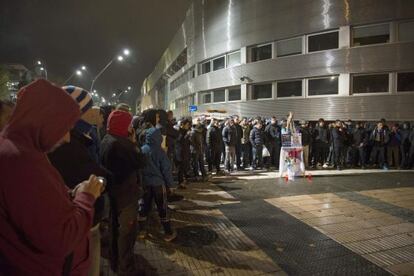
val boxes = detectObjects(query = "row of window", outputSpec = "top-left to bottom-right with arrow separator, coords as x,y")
200,87 -> 242,104
198,71 -> 414,104
250,20 -> 414,62
199,51 -> 241,75
169,20 -> 414,92
165,48 -> 187,77
170,66 -> 195,90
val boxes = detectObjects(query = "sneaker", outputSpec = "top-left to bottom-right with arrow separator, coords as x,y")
164,231 -> 177,242
138,230 -> 147,239
322,163 -> 329,169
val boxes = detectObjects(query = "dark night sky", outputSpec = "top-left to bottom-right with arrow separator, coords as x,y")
0,0 -> 190,107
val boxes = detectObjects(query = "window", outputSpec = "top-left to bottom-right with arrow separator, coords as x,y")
251,44 -> 272,62
399,21 -> 414,42
201,61 -> 211,74
276,37 -> 302,57
353,24 -> 389,46
227,51 -> 241,67
308,76 -> 338,96
397,72 -> 414,92
213,90 -> 225,102
228,87 -> 241,101
308,31 -> 339,52
277,80 -> 302,97
251,84 -> 272,99
200,92 -> 211,104
213,56 -> 225,71
352,74 -> 389,94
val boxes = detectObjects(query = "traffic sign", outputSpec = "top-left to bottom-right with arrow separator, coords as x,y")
189,105 -> 198,112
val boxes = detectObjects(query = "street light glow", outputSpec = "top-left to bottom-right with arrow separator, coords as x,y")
112,93 -> 116,97
127,86 -> 131,90
123,49 -> 130,56
76,70 -> 82,76
37,61 -> 42,65
101,97 -> 106,103
81,66 -> 87,71
117,55 -> 124,61
40,67 -> 45,71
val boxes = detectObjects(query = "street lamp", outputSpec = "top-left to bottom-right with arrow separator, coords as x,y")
90,48 -> 131,91
63,65 -> 87,85
37,61 -> 42,65
39,67 -> 48,80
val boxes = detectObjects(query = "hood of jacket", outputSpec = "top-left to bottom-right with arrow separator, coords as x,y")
2,79 -> 80,152
145,127 -> 162,147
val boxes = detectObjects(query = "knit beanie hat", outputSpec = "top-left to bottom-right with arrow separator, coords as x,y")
107,110 -> 132,137
62,86 -> 93,114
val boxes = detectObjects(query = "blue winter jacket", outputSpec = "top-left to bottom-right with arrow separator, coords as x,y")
141,127 -> 175,188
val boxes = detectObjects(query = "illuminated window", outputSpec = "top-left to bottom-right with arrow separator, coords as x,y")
308,76 -> 338,96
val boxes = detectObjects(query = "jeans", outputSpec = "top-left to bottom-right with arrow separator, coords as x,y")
387,145 -> 400,167
110,203 -> 138,275
241,143 -> 251,168
225,145 -> 236,171
235,143 -> 242,169
192,152 -> 206,177
371,145 -> 386,167
252,145 -> 263,169
302,145 -> 310,167
314,141 -> 329,165
175,160 -> 189,184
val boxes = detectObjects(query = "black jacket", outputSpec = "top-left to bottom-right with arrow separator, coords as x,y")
175,128 -> 191,162
300,126 -> 312,146
314,126 -> 329,143
265,123 -> 281,145
100,133 -> 144,209
190,125 -> 204,154
331,127 -> 345,148
166,120 -> 179,153
250,127 -> 264,147
352,127 -> 367,146
222,125 -> 237,147
207,125 -> 223,152
48,128 -> 108,225
234,124 -> 243,145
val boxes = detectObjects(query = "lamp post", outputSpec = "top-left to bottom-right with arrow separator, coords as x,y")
63,65 -> 87,85
39,67 -> 48,80
90,48 -> 130,92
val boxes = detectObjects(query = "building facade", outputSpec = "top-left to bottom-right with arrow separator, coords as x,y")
139,0 -> 414,121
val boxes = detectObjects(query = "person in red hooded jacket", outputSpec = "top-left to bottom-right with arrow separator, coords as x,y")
0,79 -> 103,275
99,110 -> 144,275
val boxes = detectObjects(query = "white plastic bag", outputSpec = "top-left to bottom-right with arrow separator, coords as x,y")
262,146 -> 270,157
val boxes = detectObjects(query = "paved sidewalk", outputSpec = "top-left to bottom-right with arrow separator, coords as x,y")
101,172 -> 414,275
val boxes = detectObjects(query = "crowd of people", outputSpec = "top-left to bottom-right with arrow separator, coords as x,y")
0,80 -> 413,275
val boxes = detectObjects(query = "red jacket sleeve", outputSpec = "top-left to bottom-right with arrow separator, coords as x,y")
4,160 -> 95,257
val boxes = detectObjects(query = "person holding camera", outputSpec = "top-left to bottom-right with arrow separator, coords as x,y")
48,86 -> 109,276
0,80 -> 104,275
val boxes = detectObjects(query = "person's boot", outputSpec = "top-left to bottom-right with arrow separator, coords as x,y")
137,219 -> 147,239
162,221 -> 177,242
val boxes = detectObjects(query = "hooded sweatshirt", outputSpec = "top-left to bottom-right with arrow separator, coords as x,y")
141,127 -> 174,188
0,80 -> 95,275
